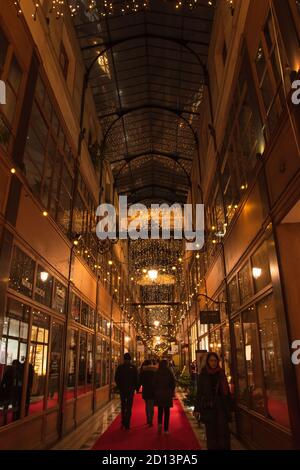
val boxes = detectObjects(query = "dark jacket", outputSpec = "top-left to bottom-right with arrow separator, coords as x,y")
139,365 -> 156,400
195,367 -> 232,424
154,367 -> 176,408
115,361 -> 138,395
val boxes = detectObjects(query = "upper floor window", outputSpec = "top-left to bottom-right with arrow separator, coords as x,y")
0,25 -> 23,144
59,43 -> 69,80
254,14 -> 286,138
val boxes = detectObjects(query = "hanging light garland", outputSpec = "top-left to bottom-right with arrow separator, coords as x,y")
13,0 -> 151,20
13,0 -> 222,21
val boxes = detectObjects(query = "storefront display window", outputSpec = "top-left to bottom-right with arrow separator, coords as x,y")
28,311 -> 50,415
229,277 -> 239,313
78,332 -> 87,395
66,330 -> 77,399
233,316 -> 248,405
9,246 -> 36,298
251,241 -> 272,293
35,266 -> 53,307
238,263 -> 253,305
257,295 -> 290,428
52,280 -> 66,315
95,338 -> 102,389
81,302 -> 89,328
87,335 -> 93,392
71,294 -> 81,322
0,299 -> 30,427
242,307 -> 265,414
221,324 -> 232,382
47,322 -> 63,409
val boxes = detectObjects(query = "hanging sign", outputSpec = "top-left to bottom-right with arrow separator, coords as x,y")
199,310 -> 220,324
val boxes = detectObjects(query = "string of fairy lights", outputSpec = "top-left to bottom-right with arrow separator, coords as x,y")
12,0 -> 229,21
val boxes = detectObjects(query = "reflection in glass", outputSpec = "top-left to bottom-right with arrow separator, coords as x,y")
9,246 -> 35,298
0,299 -> 29,427
242,307 -> 265,414
48,322 -> 63,409
233,316 -> 248,405
28,311 -> 50,415
229,277 -> 239,313
258,295 -> 290,428
35,266 -> 53,307
251,241 -> 272,293
238,264 -> 253,305
78,332 -> 87,395
66,330 -> 77,400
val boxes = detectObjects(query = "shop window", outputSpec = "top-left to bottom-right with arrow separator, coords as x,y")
242,306 -> 265,414
233,316 -> 248,405
28,311 -> 49,415
52,280 -> 66,315
47,321 -> 63,409
9,246 -> 36,298
101,338 -> 108,386
59,42 -> 69,80
56,163 -> 73,234
238,263 -> 253,305
0,299 -> 29,427
87,335 -> 93,392
221,324 -> 232,385
78,332 -> 87,395
254,15 -> 286,138
209,329 -> 222,358
34,266 -> 53,307
2,54 -> 22,125
95,337 -> 102,388
71,294 -> 81,322
81,302 -> 89,328
257,295 -> 290,428
66,330 -> 77,399
229,277 -> 239,313
251,241 -> 272,293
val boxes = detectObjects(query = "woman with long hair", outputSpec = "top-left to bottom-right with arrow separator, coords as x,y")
194,352 -> 232,450
154,359 -> 176,434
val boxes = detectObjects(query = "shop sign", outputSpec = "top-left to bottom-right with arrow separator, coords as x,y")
199,310 -> 220,324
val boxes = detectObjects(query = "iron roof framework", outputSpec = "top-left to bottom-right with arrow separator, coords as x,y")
73,0 -> 215,205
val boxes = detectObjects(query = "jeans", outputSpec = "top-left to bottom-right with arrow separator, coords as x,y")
120,392 -> 134,428
158,406 -> 170,431
145,399 -> 154,424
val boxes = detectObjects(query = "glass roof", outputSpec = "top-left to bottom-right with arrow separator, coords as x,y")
73,0 -> 215,203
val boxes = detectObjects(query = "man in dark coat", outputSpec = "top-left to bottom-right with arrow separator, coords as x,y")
138,360 -> 157,426
115,353 -> 138,430
154,359 -> 176,434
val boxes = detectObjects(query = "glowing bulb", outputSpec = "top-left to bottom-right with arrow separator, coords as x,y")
148,269 -> 158,281
40,271 -> 49,282
154,320 -> 160,327
252,267 -> 262,279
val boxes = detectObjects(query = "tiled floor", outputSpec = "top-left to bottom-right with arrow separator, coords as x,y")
80,399 -> 121,450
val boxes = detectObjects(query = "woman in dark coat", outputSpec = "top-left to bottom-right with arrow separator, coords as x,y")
154,359 -> 176,434
139,360 -> 157,426
194,352 -> 232,450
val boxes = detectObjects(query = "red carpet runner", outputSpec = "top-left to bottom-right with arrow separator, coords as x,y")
92,393 -> 201,450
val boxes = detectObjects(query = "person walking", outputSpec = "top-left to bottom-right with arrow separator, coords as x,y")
154,359 -> 176,434
139,359 -> 156,426
115,353 -> 138,430
194,352 -> 232,450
